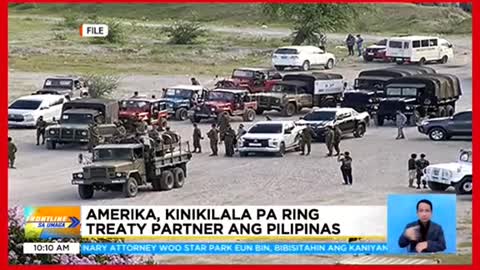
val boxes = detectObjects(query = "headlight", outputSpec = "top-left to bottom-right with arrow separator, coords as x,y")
424,99 -> 431,105
211,107 -> 216,112
24,114 -> 34,121
115,172 -> 124,178
196,107 -> 201,111
373,105 -> 379,110
49,129 -> 57,134
405,106 -> 411,110
75,173 -> 84,179
444,170 -> 453,179
368,98 -> 373,103
81,131 -> 87,136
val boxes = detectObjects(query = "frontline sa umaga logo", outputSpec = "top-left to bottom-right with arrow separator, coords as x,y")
80,24 -> 109,37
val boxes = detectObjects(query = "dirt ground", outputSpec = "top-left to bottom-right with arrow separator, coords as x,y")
8,30 -> 472,264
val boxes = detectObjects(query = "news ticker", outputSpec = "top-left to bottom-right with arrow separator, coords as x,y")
24,242 -> 388,255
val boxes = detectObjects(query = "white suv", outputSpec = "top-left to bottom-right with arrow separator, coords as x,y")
272,46 -> 336,71
424,149 -> 472,195
8,94 -> 65,128
238,121 -> 304,157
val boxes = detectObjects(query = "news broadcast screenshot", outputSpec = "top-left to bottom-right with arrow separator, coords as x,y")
6,2 -> 474,267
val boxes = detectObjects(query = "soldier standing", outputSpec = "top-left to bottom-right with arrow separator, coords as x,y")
416,153 -> 430,189
338,151 -> 353,185
223,124 -> 236,157
35,116 -> 48,145
192,123 -> 204,153
8,137 -> 17,169
217,113 -> 230,143
207,123 -> 219,156
300,125 -> 315,156
396,110 -> 407,139
408,153 -> 417,188
236,124 -> 247,150
332,125 -> 342,156
324,125 -> 334,156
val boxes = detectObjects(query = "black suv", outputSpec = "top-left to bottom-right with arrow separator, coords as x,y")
417,110 -> 472,141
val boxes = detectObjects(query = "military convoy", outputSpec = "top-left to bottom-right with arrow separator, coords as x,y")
341,66 -> 437,114
45,99 -> 119,149
375,73 -> 462,126
72,133 -> 192,199
251,73 -> 344,116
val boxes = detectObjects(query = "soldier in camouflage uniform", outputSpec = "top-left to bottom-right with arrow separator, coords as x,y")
223,124 -> 236,157
324,125 -> 335,156
217,113 -> 230,143
192,123 -> 204,153
300,125 -> 315,156
35,116 -> 48,145
332,125 -> 342,156
8,137 -> 17,169
207,123 -> 219,156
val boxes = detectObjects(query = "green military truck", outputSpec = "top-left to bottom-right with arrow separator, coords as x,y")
71,138 -> 192,199
45,99 -> 119,149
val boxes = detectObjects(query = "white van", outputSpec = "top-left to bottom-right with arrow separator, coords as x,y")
8,94 -> 66,127
386,36 -> 454,65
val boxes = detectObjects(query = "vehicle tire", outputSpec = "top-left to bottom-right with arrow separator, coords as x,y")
446,105 -> 455,116
243,109 -> 256,122
46,141 -> 56,150
78,185 -> 94,199
123,177 -> 138,198
302,61 -> 310,71
455,176 -> 472,195
276,142 -> 286,157
282,103 -> 296,117
275,66 -> 285,71
374,115 -> 384,126
428,127 -> 447,141
427,181 -> 450,192
418,58 -> 426,65
172,167 -> 185,188
256,108 -> 264,115
438,107 -> 447,117
440,55 -> 448,64
364,56 -> 374,62
175,108 -> 188,121
353,123 -> 366,138
325,59 -> 334,70
239,151 -> 248,157
160,170 -> 174,191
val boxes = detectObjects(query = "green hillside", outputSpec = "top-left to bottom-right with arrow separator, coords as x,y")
8,3 -> 471,34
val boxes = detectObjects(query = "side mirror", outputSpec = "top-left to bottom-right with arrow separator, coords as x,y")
40,106 -> 50,110
284,129 -> 292,134
448,44 -> 453,48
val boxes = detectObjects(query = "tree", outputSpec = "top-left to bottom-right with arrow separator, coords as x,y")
83,74 -> 120,98
162,20 -> 207,45
263,4 -> 366,46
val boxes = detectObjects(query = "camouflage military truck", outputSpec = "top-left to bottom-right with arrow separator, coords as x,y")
45,99 -> 119,149
251,72 -> 344,116
375,73 -> 462,126
71,135 -> 192,199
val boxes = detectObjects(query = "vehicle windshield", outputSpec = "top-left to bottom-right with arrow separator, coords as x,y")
206,91 -> 235,101
303,111 -> 336,121
271,84 -> 297,93
386,87 -> 417,97
120,100 -> 150,111
232,69 -> 255,78
388,41 -> 403,48
459,151 -> 472,163
93,148 -> 133,161
248,124 -> 283,134
61,113 -> 94,124
376,39 -> 387,46
355,79 -> 384,91
164,88 -> 194,99
9,100 -> 42,110
44,79 -> 73,89
274,48 -> 298,55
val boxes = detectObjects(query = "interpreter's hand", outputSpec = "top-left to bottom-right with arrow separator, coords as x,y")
404,226 -> 420,241
415,241 -> 428,253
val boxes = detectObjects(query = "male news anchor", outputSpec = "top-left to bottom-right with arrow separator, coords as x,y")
398,199 -> 446,253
